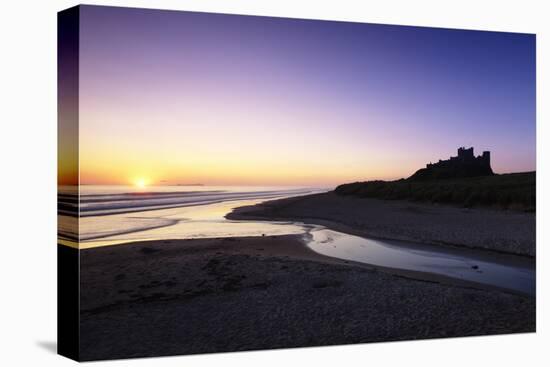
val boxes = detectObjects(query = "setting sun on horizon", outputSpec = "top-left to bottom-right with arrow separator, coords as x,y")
133,177 -> 149,188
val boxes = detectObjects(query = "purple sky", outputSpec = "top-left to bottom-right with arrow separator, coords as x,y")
76,5 -> 536,186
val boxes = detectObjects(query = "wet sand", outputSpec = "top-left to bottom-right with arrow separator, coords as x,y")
228,192 -> 535,257
79,234 -> 535,361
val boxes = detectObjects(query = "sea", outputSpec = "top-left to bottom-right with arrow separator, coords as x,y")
58,185 -> 327,247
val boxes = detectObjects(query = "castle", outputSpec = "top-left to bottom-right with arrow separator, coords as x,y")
408,147 -> 494,180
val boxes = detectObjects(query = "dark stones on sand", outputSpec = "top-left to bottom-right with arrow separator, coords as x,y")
140,247 -> 161,254
251,281 -> 270,290
312,280 -> 343,289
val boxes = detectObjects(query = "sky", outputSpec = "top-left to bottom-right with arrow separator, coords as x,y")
68,5 -> 535,187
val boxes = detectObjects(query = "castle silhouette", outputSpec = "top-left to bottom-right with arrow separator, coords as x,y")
409,147 -> 494,180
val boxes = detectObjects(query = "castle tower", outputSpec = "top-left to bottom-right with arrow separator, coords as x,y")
457,147 -> 474,160
482,151 -> 491,166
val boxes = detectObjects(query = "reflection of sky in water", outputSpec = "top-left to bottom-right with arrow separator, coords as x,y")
79,199 -> 304,248
76,197 -> 534,296
307,230 -> 535,295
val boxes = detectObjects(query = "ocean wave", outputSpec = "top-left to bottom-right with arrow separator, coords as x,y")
58,187 -> 322,217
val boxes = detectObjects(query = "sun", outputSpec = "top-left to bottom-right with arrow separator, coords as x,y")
134,178 -> 148,188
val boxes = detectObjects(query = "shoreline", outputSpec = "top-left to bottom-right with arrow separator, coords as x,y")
227,192 -> 536,257
79,235 -> 535,360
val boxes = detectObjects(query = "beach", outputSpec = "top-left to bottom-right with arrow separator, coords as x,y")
74,190 -> 536,360
79,235 -> 534,360
228,192 -> 536,257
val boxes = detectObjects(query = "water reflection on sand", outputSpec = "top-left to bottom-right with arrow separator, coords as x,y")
78,199 -> 304,248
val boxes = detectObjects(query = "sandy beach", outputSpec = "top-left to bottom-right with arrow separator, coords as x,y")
228,192 -> 536,257
79,231 -> 535,360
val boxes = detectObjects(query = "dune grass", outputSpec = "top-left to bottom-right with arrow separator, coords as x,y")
334,172 -> 535,211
